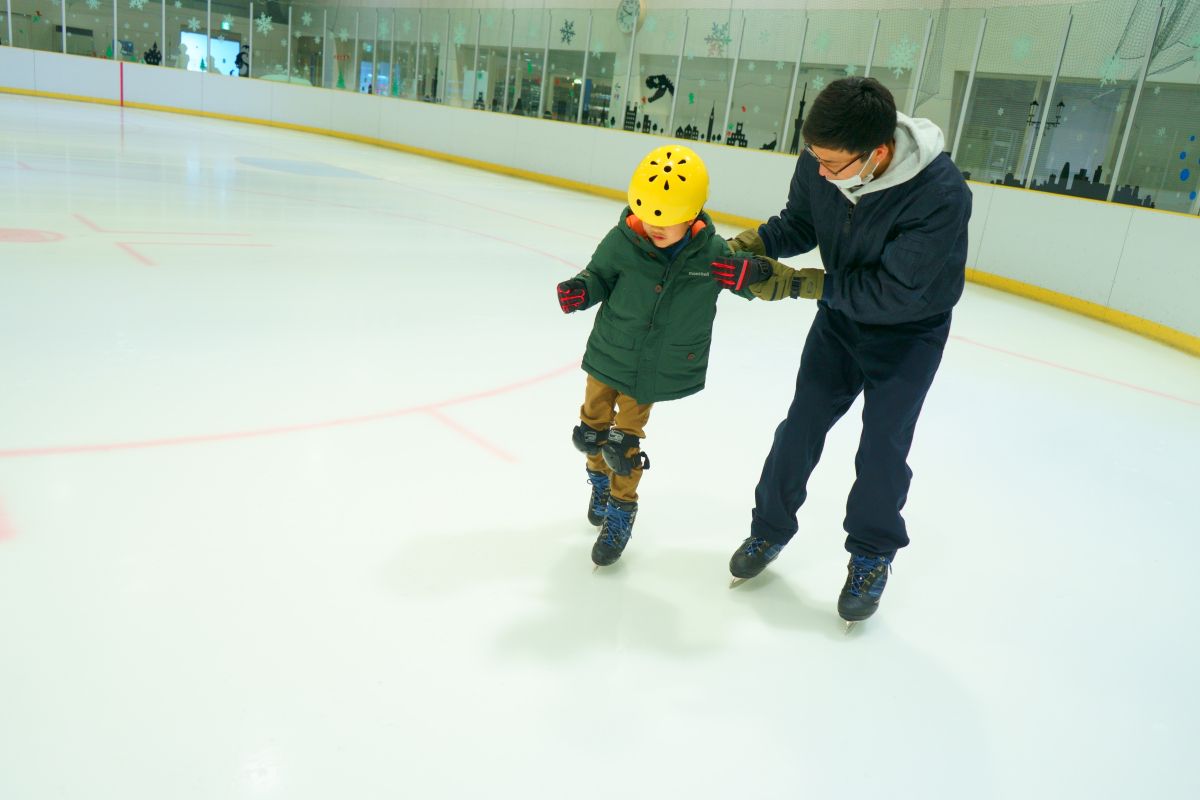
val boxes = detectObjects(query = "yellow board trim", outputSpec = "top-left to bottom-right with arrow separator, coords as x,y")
965,269 -> 1200,357
3,86 -> 1196,356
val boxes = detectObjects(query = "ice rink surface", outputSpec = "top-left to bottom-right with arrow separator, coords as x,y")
1,94 -> 1198,799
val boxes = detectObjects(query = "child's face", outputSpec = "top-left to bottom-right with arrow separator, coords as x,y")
643,220 -> 691,249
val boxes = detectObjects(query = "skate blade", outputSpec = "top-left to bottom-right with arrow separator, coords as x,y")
729,577 -> 746,589
843,620 -> 858,635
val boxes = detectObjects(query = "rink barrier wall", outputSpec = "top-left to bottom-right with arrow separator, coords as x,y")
1,49 -> 1197,357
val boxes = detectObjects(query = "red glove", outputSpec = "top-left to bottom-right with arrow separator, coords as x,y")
557,279 -> 587,313
710,255 -> 773,291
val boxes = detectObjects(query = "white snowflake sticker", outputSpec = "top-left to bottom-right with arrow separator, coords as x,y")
1099,55 -> 1121,86
86,0 -> 99,9
187,17 -> 200,32
337,27 -> 348,43
887,35 -> 920,78
255,13 -> 273,36
844,64 -> 858,76
812,75 -> 826,92
302,12 -> 312,27
222,14 -> 233,29
747,62 -> 756,72
128,0 -> 147,10
453,23 -> 466,46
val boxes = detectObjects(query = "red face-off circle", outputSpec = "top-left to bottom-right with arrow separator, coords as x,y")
0,229 -> 65,243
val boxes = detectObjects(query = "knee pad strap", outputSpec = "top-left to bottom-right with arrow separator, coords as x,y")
601,430 -> 651,476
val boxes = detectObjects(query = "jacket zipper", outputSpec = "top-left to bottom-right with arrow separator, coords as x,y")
843,201 -> 855,234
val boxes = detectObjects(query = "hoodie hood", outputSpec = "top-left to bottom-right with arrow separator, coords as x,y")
836,113 -> 945,205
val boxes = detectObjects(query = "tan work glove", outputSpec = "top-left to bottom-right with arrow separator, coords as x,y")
749,263 -> 824,301
727,228 -> 766,256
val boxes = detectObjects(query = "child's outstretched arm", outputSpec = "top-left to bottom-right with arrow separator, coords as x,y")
556,232 -> 620,314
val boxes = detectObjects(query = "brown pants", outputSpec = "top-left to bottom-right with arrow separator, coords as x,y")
580,374 -> 653,503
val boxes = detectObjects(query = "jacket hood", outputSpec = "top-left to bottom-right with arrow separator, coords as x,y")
838,113 -> 945,204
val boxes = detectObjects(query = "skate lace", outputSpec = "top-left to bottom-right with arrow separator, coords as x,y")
600,504 -> 634,548
848,555 -> 892,599
587,473 -> 611,513
744,537 -> 781,560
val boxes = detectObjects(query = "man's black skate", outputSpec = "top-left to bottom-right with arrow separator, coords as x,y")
838,554 -> 893,624
592,498 -> 637,567
729,536 -> 784,584
586,470 -> 610,526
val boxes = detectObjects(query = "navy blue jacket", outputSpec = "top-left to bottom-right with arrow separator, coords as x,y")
757,152 -> 972,325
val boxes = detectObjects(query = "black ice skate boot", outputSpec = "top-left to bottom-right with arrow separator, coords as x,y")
591,498 -> 637,567
838,554 -> 894,627
729,537 -> 784,585
585,470 -> 611,526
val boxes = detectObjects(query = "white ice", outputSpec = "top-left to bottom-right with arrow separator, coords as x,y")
1,94 -> 1198,799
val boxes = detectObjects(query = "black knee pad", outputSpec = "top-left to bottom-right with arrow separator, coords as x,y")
572,423 -> 608,455
601,430 -> 651,476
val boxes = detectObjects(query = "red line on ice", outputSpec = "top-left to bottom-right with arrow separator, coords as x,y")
0,362 -> 580,460
951,335 -> 1200,408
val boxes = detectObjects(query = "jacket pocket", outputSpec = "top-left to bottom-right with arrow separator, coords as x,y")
657,339 -> 710,394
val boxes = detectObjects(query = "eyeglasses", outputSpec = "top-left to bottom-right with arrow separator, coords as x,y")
804,145 -> 870,177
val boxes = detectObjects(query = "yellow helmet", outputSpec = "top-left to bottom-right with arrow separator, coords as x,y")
627,144 -> 709,226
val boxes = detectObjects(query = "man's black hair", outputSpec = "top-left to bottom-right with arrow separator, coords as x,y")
801,77 -> 897,154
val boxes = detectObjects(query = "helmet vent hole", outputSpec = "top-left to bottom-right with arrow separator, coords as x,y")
678,175 -> 686,182
650,160 -> 659,166
664,166 -> 672,173
636,199 -> 642,206
678,159 -> 687,165
663,180 -> 670,190
654,210 -> 662,216
648,175 -> 657,183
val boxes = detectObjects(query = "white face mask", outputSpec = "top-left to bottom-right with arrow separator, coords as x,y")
827,153 -> 879,193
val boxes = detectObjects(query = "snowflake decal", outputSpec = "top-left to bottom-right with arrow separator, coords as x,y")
747,62 -> 756,72
187,17 -> 201,32
758,30 -> 771,46
453,23 -> 466,46
1099,55 -> 1121,86
887,35 -> 920,78
173,1 -> 181,7
402,19 -> 412,35
1153,85 -> 1162,95
294,30 -> 301,39
128,0 -> 146,10
1155,127 -> 1167,139
775,61 -> 786,71
812,75 -> 826,92
591,38 -> 605,58
699,79 -> 707,88
301,12 -> 312,27
363,43 -> 372,54
705,22 -> 731,57
765,74 -> 773,85
86,0 -> 99,9
560,20 -> 575,44
379,19 -> 389,37
844,64 -> 858,76
644,16 -> 657,33
812,31 -> 831,55
222,14 -> 233,29
255,13 -> 273,36
1011,35 -> 1033,63
483,13 -> 495,30
431,32 -> 441,46
337,28 -> 349,43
